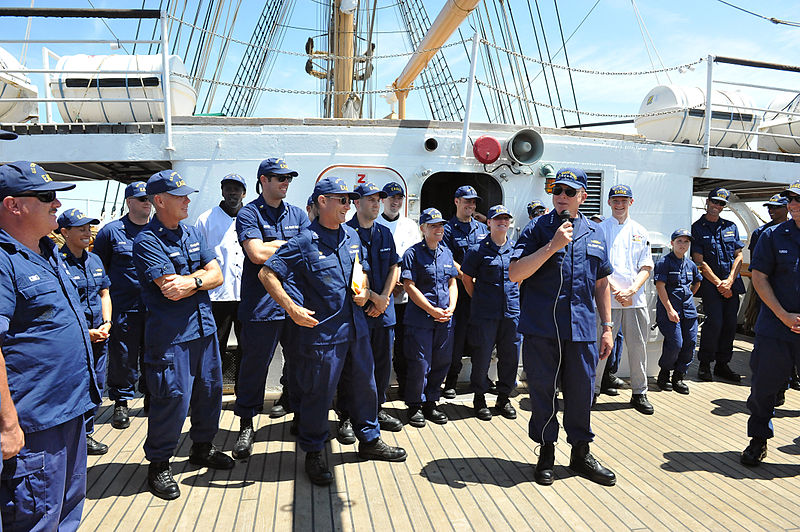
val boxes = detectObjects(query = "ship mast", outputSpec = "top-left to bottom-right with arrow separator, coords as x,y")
332,0 -> 355,118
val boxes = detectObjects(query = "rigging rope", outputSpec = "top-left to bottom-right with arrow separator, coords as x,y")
714,0 -> 800,27
553,0 -> 580,126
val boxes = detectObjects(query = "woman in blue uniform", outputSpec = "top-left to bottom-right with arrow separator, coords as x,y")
58,209 -> 112,455
654,229 -> 702,395
401,208 -> 458,427
461,205 -> 520,420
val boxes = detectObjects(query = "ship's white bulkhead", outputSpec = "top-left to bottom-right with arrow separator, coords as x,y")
759,92 -> 800,153
635,85 -> 759,150
49,54 -> 196,123
0,47 -> 39,123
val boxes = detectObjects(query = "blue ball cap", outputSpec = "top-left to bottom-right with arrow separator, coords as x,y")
553,168 -> 588,190
57,208 -> 99,230
383,181 -> 405,197
671,228 -> 693,241
221,173 -> 247,190
146,170 -> 197,196
780,180 -> 800,198
307,195 -> 314,207
0,161 -> 75,197
454,185 -> 481,200
527,200 -> 545,217
608,184 -> 633,199
419,207 -> 445,225
312,177 -> 360,202
124,181 -> 147,199
487,204 -> 512,219
764,193 -> 788,207
258,157 -> 298,178
354,182 -> 388,198
708,187 -> 731,203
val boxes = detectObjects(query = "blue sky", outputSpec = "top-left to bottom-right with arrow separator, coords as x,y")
1,0 -> 800,219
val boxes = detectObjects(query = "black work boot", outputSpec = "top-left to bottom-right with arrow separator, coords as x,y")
270,392 -> 288,418
630,393 -> 654,415
698,362 -> 713,382
189,442 -> 235,469
358,438 -> 407,462
534,442 -> 556,486
422,401 -> 448,424
656,369 -> 672,391
672,372 -> 690,395
714,363 -> 741,383
600,368 -> 622,396
336,418 -> 356,445
87,436 -> 109,455
473,393 -> 492,421
148,461 -> 180,500
569,442 -> 616,486
111,401 -> 130,429
305,451 -> 333,485
377,409 -> 403,432
442,377 -> 457,400
740,437 -> 767,466
233,417 -> 255,459
776,387 -> 787,407
407,405 -> 426,428
495,395 -> 517,419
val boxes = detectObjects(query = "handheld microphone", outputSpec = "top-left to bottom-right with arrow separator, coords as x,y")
559,209 -> 574,223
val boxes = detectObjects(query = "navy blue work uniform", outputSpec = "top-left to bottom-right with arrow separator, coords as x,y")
746,221 -> 800,440
401,241 -> 458,405
654,252 -> 702,375
61,245 -> 111,435
442,217 -> 488,385
133,217 -> 223,462
346,216 -> 400,406
512,212 -> 613,444
461,235 -> 521,397
94,215 -> 149,401
0,231 -> 100,532
691,216 -> 745,365
749,221 -> 779,256
235,196 -> 310,418
265,220 -> 380,452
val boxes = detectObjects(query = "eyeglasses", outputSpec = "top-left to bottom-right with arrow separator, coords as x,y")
709,199 -> 727,206
786,193 -> 800,203
14,190 -> 56,203
268,174 -> 293,183
551,186 -> 577,197
133,196 -> 150,203
321,195 -> 350,205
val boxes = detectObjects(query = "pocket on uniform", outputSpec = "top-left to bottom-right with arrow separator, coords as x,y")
145,363 -> 182,399
0,450 -> 46,527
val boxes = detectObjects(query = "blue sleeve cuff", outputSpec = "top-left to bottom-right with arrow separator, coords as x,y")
265,256 -> 288,281
145,263 -> 175,282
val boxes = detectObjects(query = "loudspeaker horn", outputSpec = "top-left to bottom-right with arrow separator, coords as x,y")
507,128 -> 544,165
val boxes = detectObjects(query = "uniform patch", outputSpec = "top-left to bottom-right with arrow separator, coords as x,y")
28,274 -> 40,282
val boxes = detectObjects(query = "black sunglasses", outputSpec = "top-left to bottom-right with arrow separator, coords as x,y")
133,196 -> 150,203
786,193 -> 800,203
15,190 -> 57,203
709,199 -> 727,206
322,195 -> 350,205
267,174 -> 293,183
551,186 -> 577,198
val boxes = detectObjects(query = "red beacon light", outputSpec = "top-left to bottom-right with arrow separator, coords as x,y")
472,135 -> 501,164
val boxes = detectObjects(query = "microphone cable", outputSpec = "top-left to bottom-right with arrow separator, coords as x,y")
539,209 -> 573,450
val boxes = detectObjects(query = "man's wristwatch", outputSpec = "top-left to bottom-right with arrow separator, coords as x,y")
194,277 -> 203,290
601,321 -> 614,328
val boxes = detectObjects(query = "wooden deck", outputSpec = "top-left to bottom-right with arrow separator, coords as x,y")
80,336 -> 800,531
